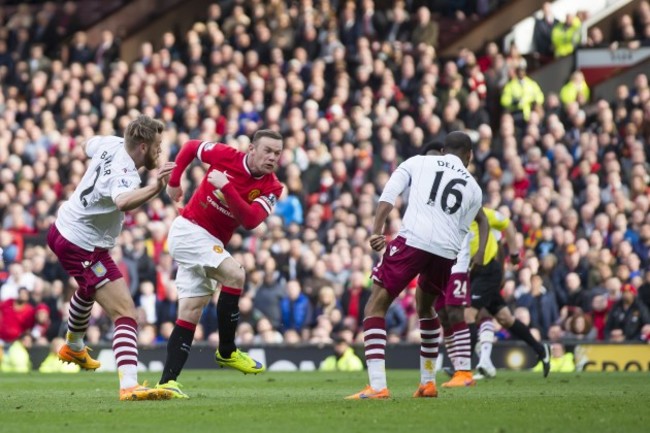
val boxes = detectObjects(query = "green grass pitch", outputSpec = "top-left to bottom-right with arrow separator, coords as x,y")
1,371 -> 648,433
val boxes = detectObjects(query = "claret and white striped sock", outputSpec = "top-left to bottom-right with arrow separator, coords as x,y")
419,316 -> 441,384
363,316 -> 388,391
113,317 -> 139,389
65,291 -> 94,351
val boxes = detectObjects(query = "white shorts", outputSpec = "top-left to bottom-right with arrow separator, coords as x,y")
168,216 -> 232,299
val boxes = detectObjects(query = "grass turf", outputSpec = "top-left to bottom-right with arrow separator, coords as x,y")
0,370 -> 648,433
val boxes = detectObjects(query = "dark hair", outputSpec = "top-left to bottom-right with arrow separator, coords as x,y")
422,141 -> 444,155
443,131 -> 472,156
253,129 -> 283,144
124,115 -> 164,150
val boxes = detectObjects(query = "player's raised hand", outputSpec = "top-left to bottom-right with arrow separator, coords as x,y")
167,185 -> 183,202
369,234 -> 386,251
207,169 -> 232,188
155,162 -> 176,190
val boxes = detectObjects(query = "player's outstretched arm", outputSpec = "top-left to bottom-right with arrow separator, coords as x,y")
115,162 -> 176,211
470,207 -> 489,268
167,140 -> 204,201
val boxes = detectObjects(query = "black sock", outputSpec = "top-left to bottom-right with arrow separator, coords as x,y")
160,321 -> 195,384
217,291 -> 240,358
509,319 -> 544,357
469,322 -> 478,354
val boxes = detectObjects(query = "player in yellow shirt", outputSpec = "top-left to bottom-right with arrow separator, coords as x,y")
464,207 -> 550,379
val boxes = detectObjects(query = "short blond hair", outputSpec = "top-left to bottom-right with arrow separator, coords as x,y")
124,115 -> 164,150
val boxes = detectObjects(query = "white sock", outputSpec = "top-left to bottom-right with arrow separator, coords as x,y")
420,356 -> 436,384
480,341 -> 493,365
479,321 -> 495,365
367,359 -> 387,390
66,331 -> 85,352
118,364 -> 138,389
435,354 -> 444,371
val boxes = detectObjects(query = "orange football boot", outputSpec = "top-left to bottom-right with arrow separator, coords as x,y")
442,371 -> 476,388
413,381 -> 438,397
58,344 -> 100,371
119,383 -> 173,401
344,385 -> 390,400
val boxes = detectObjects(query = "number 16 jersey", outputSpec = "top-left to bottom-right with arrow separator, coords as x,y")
56,136 -> 142,251
379,154 -> 483,260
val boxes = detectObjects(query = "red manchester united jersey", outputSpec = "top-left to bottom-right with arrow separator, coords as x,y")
181,142 -> 283,244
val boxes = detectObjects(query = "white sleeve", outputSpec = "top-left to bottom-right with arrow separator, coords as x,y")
378,160 -> 412,205
85,136 -> 102,158
452,232 -> 472,273
109,173 -> 141,202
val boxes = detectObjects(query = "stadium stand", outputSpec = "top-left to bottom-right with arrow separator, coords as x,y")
0,0 -> 649,354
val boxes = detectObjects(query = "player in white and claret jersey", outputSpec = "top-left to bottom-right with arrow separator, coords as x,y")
346,131 -> 489,400
47,115 -> 176,401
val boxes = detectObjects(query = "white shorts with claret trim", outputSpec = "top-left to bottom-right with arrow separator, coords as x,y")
168,216 -> 232,299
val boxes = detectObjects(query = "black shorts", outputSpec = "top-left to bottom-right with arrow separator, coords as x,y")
470,258 -> 506,315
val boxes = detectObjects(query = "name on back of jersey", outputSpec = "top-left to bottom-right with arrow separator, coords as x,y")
436,159 -> 470,180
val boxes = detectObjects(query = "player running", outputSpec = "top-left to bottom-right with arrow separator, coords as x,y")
462,207 -> 551,379
155,130 -> 283,398
345,132 -> 488,400
48,115 -> 176,401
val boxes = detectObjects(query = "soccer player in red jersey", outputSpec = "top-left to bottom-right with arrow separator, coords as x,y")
155,130 -> 283,398
47,115 -> 176,401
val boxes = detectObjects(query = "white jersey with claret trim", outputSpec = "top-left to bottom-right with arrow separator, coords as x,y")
379,154 -> 483,259
55,136 -> 142,251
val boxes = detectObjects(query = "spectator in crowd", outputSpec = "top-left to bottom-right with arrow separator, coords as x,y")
516,273 -> 558,338
280,280 -> 312,336
560,71 -> 590,108
38,337 -> 80,373
500,60 -> 544,129
532,2 -> 558,62
533,343 -> 575,373
605,284 -> 650,341
94,29 -> 119,74
0,287 -> 35,343
551,13 -> 582,57
319,335 -> 364,372
1,333 -> 32,372
411,7 -> 439,48
254,261 -> 286,330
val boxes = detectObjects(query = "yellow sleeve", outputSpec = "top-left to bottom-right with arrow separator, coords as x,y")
551,25 -> 562,49
484,208 -> 510,231
501,82 -> 513,108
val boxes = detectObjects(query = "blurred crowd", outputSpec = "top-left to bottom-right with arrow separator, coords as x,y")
0,0 -> 650,359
